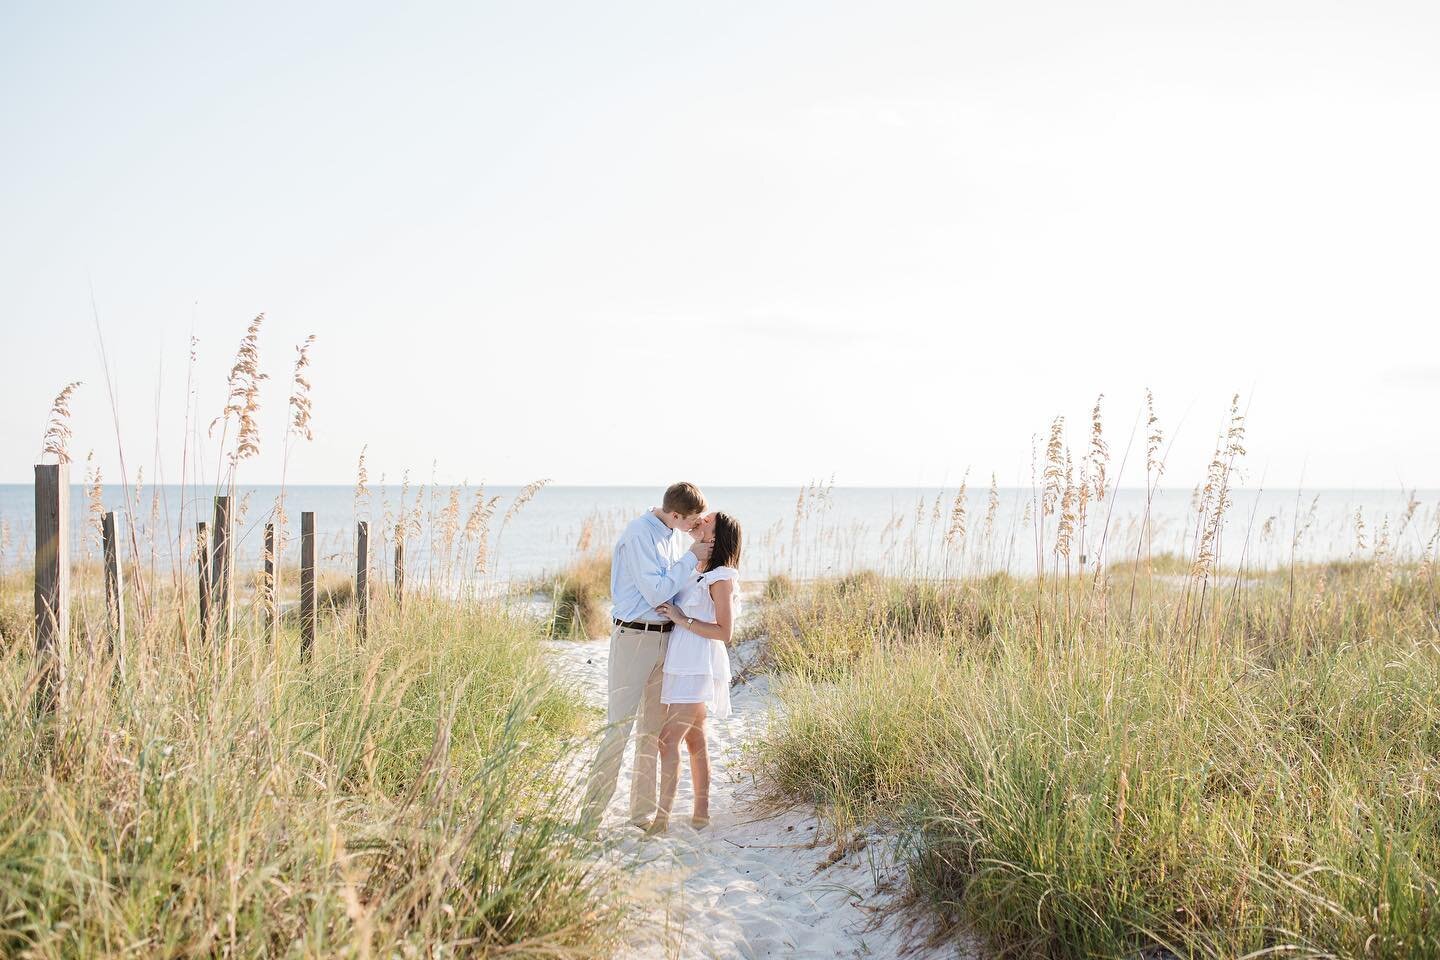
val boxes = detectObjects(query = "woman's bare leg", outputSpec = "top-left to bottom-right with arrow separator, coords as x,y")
683,707 -> 710,827
647,710 -> 683,833
648,704 -> 704,835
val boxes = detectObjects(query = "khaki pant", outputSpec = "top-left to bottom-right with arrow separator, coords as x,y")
581,625 -> 669,825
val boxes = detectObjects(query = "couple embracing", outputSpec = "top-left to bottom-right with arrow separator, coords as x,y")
581,482 -> 743,834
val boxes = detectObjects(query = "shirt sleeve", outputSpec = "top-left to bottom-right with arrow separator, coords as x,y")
620,534 -> 698,609
703,566 -> 738,585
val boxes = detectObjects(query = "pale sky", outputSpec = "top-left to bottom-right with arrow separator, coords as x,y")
2,1 -> 1437,489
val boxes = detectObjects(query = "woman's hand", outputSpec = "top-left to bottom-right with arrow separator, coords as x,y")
655,602 -> 684,624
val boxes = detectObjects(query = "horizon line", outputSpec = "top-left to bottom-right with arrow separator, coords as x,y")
1,480 -> 1436,493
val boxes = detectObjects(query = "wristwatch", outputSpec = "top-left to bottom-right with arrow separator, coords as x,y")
686,617 -> 695,626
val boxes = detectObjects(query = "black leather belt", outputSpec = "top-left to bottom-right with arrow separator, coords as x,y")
613,618 -> 674,633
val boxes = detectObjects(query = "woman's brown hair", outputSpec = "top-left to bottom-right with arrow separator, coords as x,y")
704,512 -> 742,572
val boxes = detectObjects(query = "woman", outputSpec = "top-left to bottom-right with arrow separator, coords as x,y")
647,512 -> 742,833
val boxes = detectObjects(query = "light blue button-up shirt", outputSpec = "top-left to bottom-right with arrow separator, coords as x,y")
610,510 -> 699,623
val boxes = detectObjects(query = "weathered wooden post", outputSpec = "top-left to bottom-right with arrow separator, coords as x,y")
394,539 -> 405,609
34,463 -> 69,710
197,521 -> 211,640
263,522 -> 276,637
210,495 -> 234,636
101,510 -> 125,659
356,520 -> 369,639
300,512 -> 316,662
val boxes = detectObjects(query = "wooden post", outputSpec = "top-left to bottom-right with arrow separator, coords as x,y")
210,495 -> 233,636
300,512 -> 315,662
394,539 -> 405,609
102,511 -> 125,659
34,463 -> 69,710
197,521 -> 211,640
356,521 -> 369,639
263,522 -> 276,637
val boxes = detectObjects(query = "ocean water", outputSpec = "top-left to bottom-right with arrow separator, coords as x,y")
1,483 -> 1437,586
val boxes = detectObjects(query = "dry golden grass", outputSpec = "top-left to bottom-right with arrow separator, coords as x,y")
2,317 -> 626,958
540,552 -> 613,641
751,391 -> 1440,959
39,381 -> 80,464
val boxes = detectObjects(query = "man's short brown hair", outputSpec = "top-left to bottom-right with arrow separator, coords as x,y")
662,481 -> 707,517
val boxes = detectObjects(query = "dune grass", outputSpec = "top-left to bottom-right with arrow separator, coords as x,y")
751,563 -> 1440,958
0,571 -> 621,959
1,318 -> 635,957
536,552 -> 612,641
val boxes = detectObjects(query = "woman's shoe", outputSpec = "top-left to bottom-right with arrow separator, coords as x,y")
690,812 -> 711,830
643,816 -> 670,836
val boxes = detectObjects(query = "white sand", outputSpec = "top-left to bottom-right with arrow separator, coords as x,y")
546,636 -> 978,960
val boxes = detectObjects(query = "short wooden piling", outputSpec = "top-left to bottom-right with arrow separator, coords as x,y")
102,510 -> 125,658
300,512 -> 316,662
210,495 -> 234,636
394,539 -> 405,608
34,463 -> 69,710
263,522 -> 276,636
356,521 -> 369,640
197,522 -> 211,640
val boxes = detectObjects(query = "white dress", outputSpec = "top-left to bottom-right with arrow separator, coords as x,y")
660,566 -> 738,718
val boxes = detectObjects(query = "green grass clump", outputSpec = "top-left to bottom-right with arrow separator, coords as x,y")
754,571 -> 1015,677
762,573 -> 796,602
542,552 -> 612,641
753,565 -> 1440,958
0,582 -> 623,959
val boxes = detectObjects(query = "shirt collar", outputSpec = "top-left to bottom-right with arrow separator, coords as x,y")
642,510 -> 672,537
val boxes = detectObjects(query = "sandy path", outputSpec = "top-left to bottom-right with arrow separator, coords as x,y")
546,637 -> 974,960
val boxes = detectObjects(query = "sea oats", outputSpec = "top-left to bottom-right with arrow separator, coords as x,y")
355,445 -> 370,515
1144,388 -> 1164,483
983,474 -> 1000,551
1056,451 -> 1076,562
399,474 -> 415,544
1190,395 -> 1247,585
1087,394 -> 1109,504
463,486 -> 499,541
438,486 -> 462,561
1042,417 -> 1065,518
946,469 -> 970,547
501,478 -> 550,531
464,487 -> 502,575
287,334 -> 316,443
85,451 -> 104,555
1398,489 -> 1420,537
1292,495 -> 1320,553
41,381 -> 81,464
1190,454 -> 1222,580
211,314 -> 268,466
791,488 -> 805,553
1372,517 -> 1395,585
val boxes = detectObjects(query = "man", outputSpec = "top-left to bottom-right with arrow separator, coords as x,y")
581,481 -> 714,828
